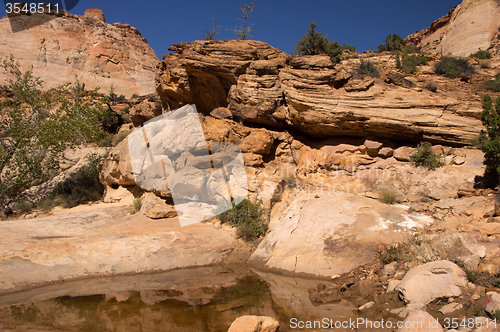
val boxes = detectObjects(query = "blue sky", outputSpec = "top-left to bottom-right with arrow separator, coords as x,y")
68,0 -> 461,59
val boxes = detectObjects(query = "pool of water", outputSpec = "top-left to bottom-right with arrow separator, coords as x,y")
0,265 -> 380,332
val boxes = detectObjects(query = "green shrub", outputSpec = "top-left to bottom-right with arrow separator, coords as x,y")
481,74 -> 500,92
342,44 -> 356,53
378,188 -> 398,204
425,82 -> 438,92
383,34 -> 406,52
399,54 -> 430,74
378,244 -> 404,264
130,94 -> 140,99
295,22 -> 343,63
479,94 -> 500,187
411,142 -> 445,170
128,198 -> 142,214
400,45 -> 421,54
111,130 -> 130,146
479,60 -> 491,69
15,200 -> 34,213
100,134 -> 114,147
434,56 -> 474,78
217,199 -> 268,241
356,60 -> 380,77
51,153 -> 105,208
470,49 -> 492,59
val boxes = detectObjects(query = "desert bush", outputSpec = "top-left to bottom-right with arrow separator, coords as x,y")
295,22 -> 342,63
130,94 -> 140,99
378,244 -> 404,264
100,134 -> 114,147
434,56 -> 474,78
342,44 -> 356,52
479,60 -> 491,69
378,34 -> 406,52
111,130 -> 130,146
50,153 -> 105,208
234,2 -> 254,40
470,49 -> 492,59
356,60 -> 380,77
399,54 -> 430,74
217,199 -> 268,241
378,188 -> 398,204
15,200 -> 34,213
481,74 -> 500,92
128,198 -> 142,214
425,82 -> 438,92
0,56 -> 109,212
479,94 -> 500,187
400,45 -> 421,54
411,142 -> 445,170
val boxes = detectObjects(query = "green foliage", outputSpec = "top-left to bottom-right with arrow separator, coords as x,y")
204,17 -> 220,40
130,94 -> 140,99
481,74 -> 500,92
384,34 -> 406,51
217,199 -> 268,241
128,198 -> 142,214
378,188 -> 398,204
411,142 -> 445,170
234,2 -> 254,40
378,244 -> 404,264
479,94 -> 500,187
356,60 -> 380,77
470,49 -> 492,59
400,45 -> 421,54
51,153 -> 104,208
399,54 -> 430,74
434,56 -> 474,78
342,44 -> 356,52
425,82 -> 438,92
14,200 -> 34,213
0,56 -> 108,210
294,22 -> 342,64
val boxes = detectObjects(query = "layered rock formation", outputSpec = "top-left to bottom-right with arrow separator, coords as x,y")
157,40 -> 483,146
406,0 -> 500,57
0,8 -> 158,97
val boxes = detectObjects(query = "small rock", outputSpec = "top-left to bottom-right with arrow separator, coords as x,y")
210,107 -> 233,119
491,293 -> 500,302
383,261 -> 397,275
485,301 -> 500,316
388,279 -> 401,293
228,316 -> 279,332
379,147 -> 394,158
359,301 -> 375,311
394,147 -> 416,162
439,302 -> 462,314
478,223 -> 500,235
463,255 -> 481,270
478,264 -> 498,276
453,156 -> 466,165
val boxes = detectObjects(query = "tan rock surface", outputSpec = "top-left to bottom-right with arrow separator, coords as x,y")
406,0 -> 500,57
248,192 -> 432,278
0,203 -> 236,294
157,40 -> 483,145
228,316 -> 279,332
0,9 -> 158,97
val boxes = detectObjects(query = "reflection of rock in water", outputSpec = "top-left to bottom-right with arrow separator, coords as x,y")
0,267 -> 278,332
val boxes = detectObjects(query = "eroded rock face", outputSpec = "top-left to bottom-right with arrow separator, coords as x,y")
406,0 -> 500,57
0,9 -> 158,97
156,40 -> 483,146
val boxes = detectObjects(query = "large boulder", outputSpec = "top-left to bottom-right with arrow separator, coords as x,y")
395,260 -> 468,306
397,311 -> 443,332
0,8 -> 158,97
248,192 -> 433,278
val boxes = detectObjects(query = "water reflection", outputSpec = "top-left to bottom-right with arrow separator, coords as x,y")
0,266 -> 360,332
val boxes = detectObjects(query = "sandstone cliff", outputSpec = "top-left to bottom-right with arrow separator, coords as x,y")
157,40 -> 483,146
406,0 -> 500,57
0,8 -> 158,97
